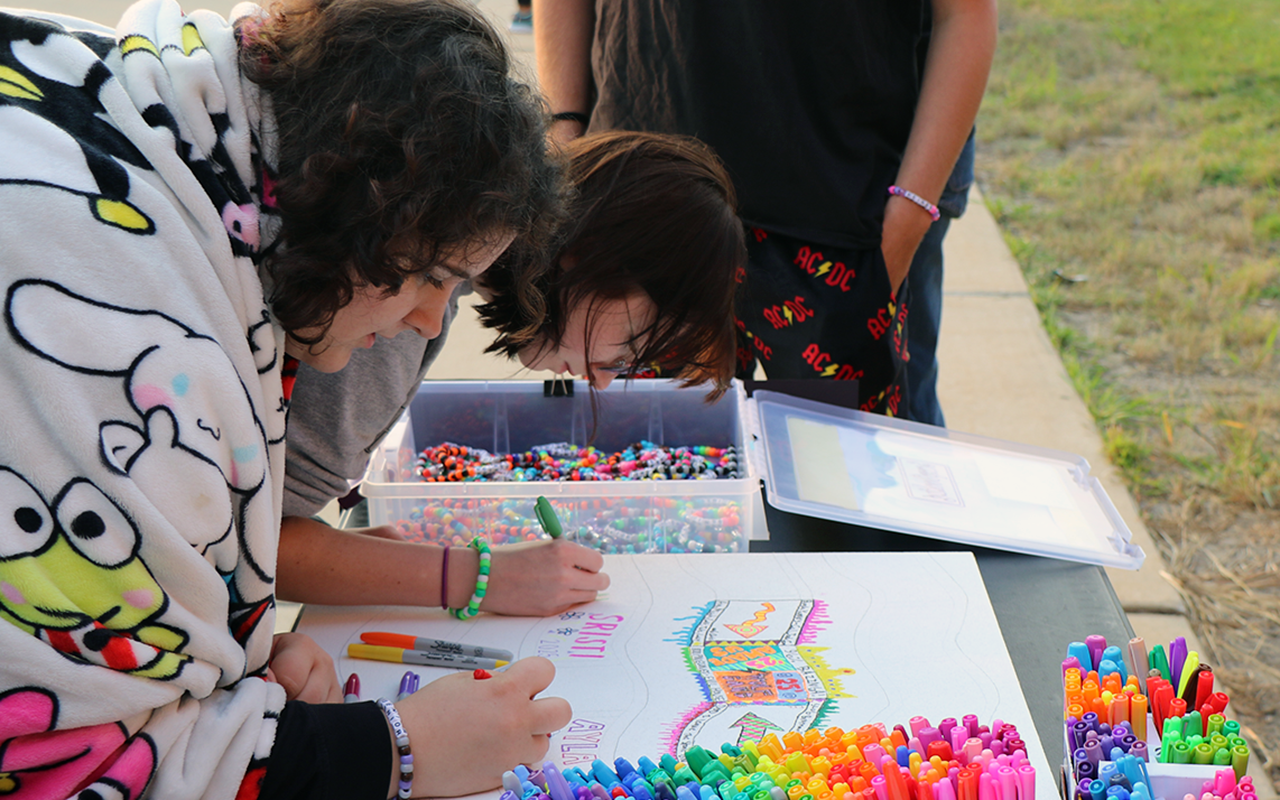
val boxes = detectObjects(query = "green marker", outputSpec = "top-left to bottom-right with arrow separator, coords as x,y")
1149,644 -> 1172,683
535,495 -> 563,539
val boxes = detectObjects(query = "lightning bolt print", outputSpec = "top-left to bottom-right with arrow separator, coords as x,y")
815,261 -> 832,278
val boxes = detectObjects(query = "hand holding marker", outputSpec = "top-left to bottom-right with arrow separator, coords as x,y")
347,500 -> 561,671
535,495 -> 563,538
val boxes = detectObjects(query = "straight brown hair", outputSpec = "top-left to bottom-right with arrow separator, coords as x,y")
480,130 -> 744,398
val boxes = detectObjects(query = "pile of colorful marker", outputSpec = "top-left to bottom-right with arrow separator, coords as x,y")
504,717 -> 1036,800
1065,707 -> 1167,800
413,441 -> 743,483
1061,634 -> 1249,772
392,496 -> 746,554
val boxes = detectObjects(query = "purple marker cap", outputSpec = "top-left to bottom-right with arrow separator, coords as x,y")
1084,740 -> 1103,766
1086,635 -> 1108,673
1129,741 -> 1148,762
1170,637 -> 1188,689
1072,721 -> 1091,750
919,726 -> 942,747
542,762 -> 575,800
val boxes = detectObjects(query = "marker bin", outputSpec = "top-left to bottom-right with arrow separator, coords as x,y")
1060,716 -> 1223,800
362,379 -> 1144,567
360,379 -> 759,553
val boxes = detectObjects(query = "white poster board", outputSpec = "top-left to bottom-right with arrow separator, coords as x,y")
298,552 -> 1056,800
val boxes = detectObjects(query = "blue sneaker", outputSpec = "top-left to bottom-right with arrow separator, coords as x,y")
509,10 -> 532,33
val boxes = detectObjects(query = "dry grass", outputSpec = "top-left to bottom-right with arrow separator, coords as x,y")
979,1 -> 1280,787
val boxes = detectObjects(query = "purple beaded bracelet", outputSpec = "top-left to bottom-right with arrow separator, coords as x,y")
375,698 -> 414,800
888,184 -> 941,222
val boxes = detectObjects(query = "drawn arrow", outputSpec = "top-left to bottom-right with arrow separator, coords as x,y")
730,712 -> 784,746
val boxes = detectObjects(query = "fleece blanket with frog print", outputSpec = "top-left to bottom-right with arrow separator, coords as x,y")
0,1 -> 292,797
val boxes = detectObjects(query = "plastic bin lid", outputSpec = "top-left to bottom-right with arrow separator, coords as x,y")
750,391 -> 1145,569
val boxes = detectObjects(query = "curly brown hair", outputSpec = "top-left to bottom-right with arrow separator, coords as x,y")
240,0 -> 564,343
478,131 -> 744,398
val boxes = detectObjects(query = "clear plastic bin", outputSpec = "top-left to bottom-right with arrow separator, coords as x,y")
362,381 -> 1143,567
361,379 -> 756,553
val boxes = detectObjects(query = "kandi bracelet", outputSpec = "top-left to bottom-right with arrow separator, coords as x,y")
375,698 -> 414,800
888,184 -> 941,222
451,536 -> 491,620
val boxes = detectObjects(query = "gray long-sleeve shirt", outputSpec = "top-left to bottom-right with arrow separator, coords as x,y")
281,295 -> 459,518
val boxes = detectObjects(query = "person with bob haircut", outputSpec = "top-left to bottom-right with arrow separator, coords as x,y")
0,0 -> 574,798
275,130 -> 744,616
480,130 -> 742,395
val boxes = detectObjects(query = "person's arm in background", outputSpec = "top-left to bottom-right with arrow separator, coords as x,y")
882,0 -> 997,293
534,0 -> 596,146
276,515 -> 609,616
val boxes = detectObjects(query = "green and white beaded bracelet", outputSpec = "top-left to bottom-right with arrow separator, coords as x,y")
451,535 -> 491,620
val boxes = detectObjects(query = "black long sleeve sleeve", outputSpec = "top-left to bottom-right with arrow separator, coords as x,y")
260,700 -> 392,800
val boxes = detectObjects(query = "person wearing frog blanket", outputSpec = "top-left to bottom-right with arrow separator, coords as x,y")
0,1 -> 571,798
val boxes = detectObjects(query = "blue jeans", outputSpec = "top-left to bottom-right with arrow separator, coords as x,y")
903,131 -> 975,427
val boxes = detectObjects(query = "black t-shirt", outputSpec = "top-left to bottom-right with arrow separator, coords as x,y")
590,0 -> 929,249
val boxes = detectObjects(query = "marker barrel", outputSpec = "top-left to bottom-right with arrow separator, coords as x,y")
360,632 -> 515,661
347,643 -> 509,669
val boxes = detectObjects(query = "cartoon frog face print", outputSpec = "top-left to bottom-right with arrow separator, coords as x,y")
0,467 -> 190,679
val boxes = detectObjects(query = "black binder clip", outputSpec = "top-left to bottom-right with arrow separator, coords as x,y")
543,376 -> 574,397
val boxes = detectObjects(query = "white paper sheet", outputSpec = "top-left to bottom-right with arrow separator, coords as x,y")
298,552 -> 1056,800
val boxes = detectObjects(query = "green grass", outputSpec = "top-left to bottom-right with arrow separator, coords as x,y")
979,0 -> 1280,510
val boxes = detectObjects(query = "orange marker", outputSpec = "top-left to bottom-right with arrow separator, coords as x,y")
1130,694 -> 1149,740
1110,692 -> 1130,727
